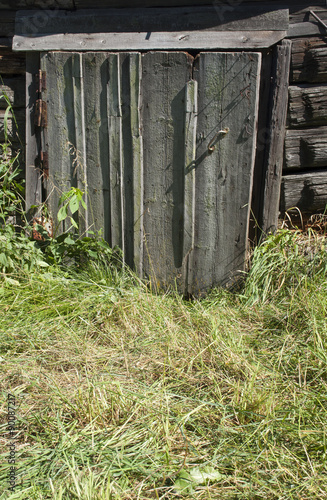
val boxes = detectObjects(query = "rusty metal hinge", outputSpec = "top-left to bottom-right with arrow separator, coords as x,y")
34,99 -> 47,127
38,69 -> 47,93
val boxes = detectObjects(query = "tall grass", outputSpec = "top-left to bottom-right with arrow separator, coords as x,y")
1,228 -> 327,499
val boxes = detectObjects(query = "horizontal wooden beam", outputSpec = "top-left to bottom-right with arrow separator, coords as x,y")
0,49 -> 25,74
288,21 -> 327,38
281,170 -> 327,214
13,30 -> 287,51
285,127 -> 327,171
15,7 -> 289,35
288,84 -> 327,128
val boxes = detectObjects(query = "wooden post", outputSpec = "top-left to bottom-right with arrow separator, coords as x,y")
25,52 -> 42,219
261,39 -> 292,235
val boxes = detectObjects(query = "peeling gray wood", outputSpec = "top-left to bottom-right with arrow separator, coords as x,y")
25,52 -> 41,218
15,7 -> 289,35
281,171 -> 327,214
288,84 -> 327,128
285,127 -> 327,170
142,51 -> 192,290
183,79 -> 197,296
261,40 -> 292,235
13,30 -> 287,52
193,51 -> 261,293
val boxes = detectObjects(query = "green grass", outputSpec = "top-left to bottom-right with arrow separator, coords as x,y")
1,230 -> 327,499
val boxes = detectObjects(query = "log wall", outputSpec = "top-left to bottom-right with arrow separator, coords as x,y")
282,7 -> 327,218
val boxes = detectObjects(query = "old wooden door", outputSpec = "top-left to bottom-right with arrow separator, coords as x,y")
33,50 -> 261,294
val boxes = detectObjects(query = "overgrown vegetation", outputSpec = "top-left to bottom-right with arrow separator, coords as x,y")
1,96 -> 327,499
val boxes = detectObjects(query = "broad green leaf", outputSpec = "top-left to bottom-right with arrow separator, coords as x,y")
189,466 -> 225,485
57,205 -> 68,222
64,236 -> 75,245
70,217 -> 78,229
69,195 -> 79,214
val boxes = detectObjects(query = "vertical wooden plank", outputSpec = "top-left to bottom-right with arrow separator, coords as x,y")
249,48 -> 273,244
72,52 -> 88,233
25,52 -> 41,219
129,53 -> 143,276
107,53 -> 124,253
41,51 -> 76,232
182,79 -> 198,295
82,52 -> 109,238
193,51 -> 261,293
142,51 -> 193,290
261,39 -> 292,235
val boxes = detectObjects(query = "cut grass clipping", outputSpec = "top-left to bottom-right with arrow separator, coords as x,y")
1,229 -> 327,499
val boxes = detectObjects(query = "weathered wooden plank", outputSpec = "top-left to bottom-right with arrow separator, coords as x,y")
0,1 -> 73,9
0,78 -> 25,108
261,40 -> 292,235
0,11 -> 15,37
291,37 -> 327,83
288,84 -> 327,128
193,51 -> 261,292
107,54 -> 124,252
182,79 -> 197,296
142,51 -> 192,290
41,52 -> 76,231
15,7 -> 289,35
0,49 -> 25,74
288,22 -> 327,38
128,53 -> 143,276
25,52 -> 41,217
285,127 -> 327,171
72,52 -> 88,234
250,47 -> 273,243
13,30 -> 287,51
289,7 -> 327,24
281,171 -> 327,214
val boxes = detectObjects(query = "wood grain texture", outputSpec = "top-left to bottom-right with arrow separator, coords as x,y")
261,39 -> 292,235
193,51 -> 261,292
0,78 -> 25,108
13,30 -> 287,51
288,84 -> 327,128
285,127 -> 327,170
15,7 -> 289,34
288,22 -> 327,38
183,79 -> 197,295
0,49 -> 25,74
25,52 -> 41,217
142,51 -> 193,290
291,37 -> 327,83
41,51 -> 76,232
281,171 -> 327,214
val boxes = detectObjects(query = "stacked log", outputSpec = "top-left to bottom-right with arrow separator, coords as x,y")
282,17 -> 327,216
